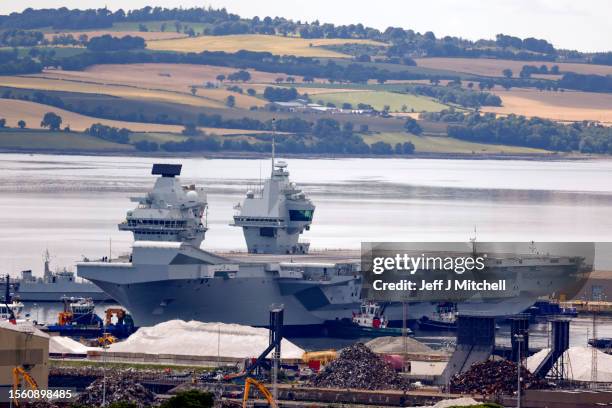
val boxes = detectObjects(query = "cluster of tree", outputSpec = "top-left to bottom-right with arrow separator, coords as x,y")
404,84 -> 502,108
592,52 -> 612,66
403,117 -> 423,135
87,123 -> 131,143
517,64 -> 560,78
50,33 -> 88,46
495,34 -> 555,54
0,49 -> 43,75
86,35 -> 146,52
226,69 -> 251,82
559,72 -> 612,93
0,8 -> 116,30
382,29 -> 559,62
196,112 -> 266,130
136,117 -> 415,156
420,109 -> 467,123
263,86 -> 299,102
439,111 -> 612,154
0,29 -> 43,46
40,112 -> 63,131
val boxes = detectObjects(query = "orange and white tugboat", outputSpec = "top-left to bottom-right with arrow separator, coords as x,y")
326,301 -> 411,338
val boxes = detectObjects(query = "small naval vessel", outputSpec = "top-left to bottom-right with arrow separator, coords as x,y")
231,146 -> 314,254
14,251 -> 112,302
78,162 -> 592,332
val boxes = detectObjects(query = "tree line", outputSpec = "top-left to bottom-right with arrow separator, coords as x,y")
404,84 -> 502,108
425,110 -> 612,154
1,6 -> 604,63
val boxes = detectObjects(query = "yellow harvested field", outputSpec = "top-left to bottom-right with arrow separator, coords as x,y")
0,99 -> 185,132
293,87 -> 365,95
415,57 -> 612,77
41,63 -> 283,88
147,34 -> 386,57
0,99 -> 270,135
484,89 -> 612,123
0,75 -> 224,108
44,30 -> 187,41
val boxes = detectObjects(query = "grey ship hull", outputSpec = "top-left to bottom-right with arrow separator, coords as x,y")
16,282 -> 114,302
83,276 -> 550,329
78,245 -> 588,330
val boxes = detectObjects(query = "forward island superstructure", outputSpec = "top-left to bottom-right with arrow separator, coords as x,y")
118,163 -> 207,246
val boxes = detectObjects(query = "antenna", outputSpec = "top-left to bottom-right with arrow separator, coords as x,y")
271,117 -> 276,175
469,226 -> 477,255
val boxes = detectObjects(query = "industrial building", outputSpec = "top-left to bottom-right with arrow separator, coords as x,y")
0,321 -> 49,399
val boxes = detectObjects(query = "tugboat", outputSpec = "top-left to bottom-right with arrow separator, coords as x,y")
418,302 -> 458,331
325,301 -> 411,338
44,297 -> 136,339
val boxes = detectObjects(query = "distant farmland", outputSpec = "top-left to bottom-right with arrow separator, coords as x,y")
0,76 -> 225,108
415,57 -> 612,78
363,132 -> 550,154
0,99 -> 270,133
0,99 -> 187,132
485,88 -> 612,123
313,90 -> 448,112
0,129 -> 133,152
146,34 -> 386,57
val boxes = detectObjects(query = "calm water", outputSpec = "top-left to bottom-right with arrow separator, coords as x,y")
23,298 -> 612,350
2,153 -> 612,275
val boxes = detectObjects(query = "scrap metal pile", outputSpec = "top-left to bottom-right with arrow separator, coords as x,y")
450,359 -> 548,396
76,374 -> 156,407
310,343 -> 409,390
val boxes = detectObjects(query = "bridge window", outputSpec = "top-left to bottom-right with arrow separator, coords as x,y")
289,210 -> 313,221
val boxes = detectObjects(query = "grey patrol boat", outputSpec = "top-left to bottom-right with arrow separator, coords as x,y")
14,250 -> 112,302
231,145 -> 314,254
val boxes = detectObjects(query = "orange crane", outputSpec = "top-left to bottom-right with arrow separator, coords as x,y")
12,366 -> 39,407
242,377 -> 277,408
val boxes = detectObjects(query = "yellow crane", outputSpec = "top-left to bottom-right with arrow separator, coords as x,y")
242,377 -> 277,408
12,366 -> 39,407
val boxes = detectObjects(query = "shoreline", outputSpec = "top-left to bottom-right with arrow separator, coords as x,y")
0,147 -> 602,162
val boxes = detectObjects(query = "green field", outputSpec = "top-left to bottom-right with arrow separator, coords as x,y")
129,132 -> 187,144
362,132 -> 551,154
314,91 -> 447,112
0,129 -> 133,151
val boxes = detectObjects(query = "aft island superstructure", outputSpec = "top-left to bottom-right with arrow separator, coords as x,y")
232,152 -> 314,254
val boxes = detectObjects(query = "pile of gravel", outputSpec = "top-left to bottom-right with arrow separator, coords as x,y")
77,374 -> 156,407
310,342 -> 409,390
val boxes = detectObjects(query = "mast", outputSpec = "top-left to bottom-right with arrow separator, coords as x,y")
271,117 -> 276,175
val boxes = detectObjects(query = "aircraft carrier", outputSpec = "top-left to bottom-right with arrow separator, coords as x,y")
77,159 -> 592,330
